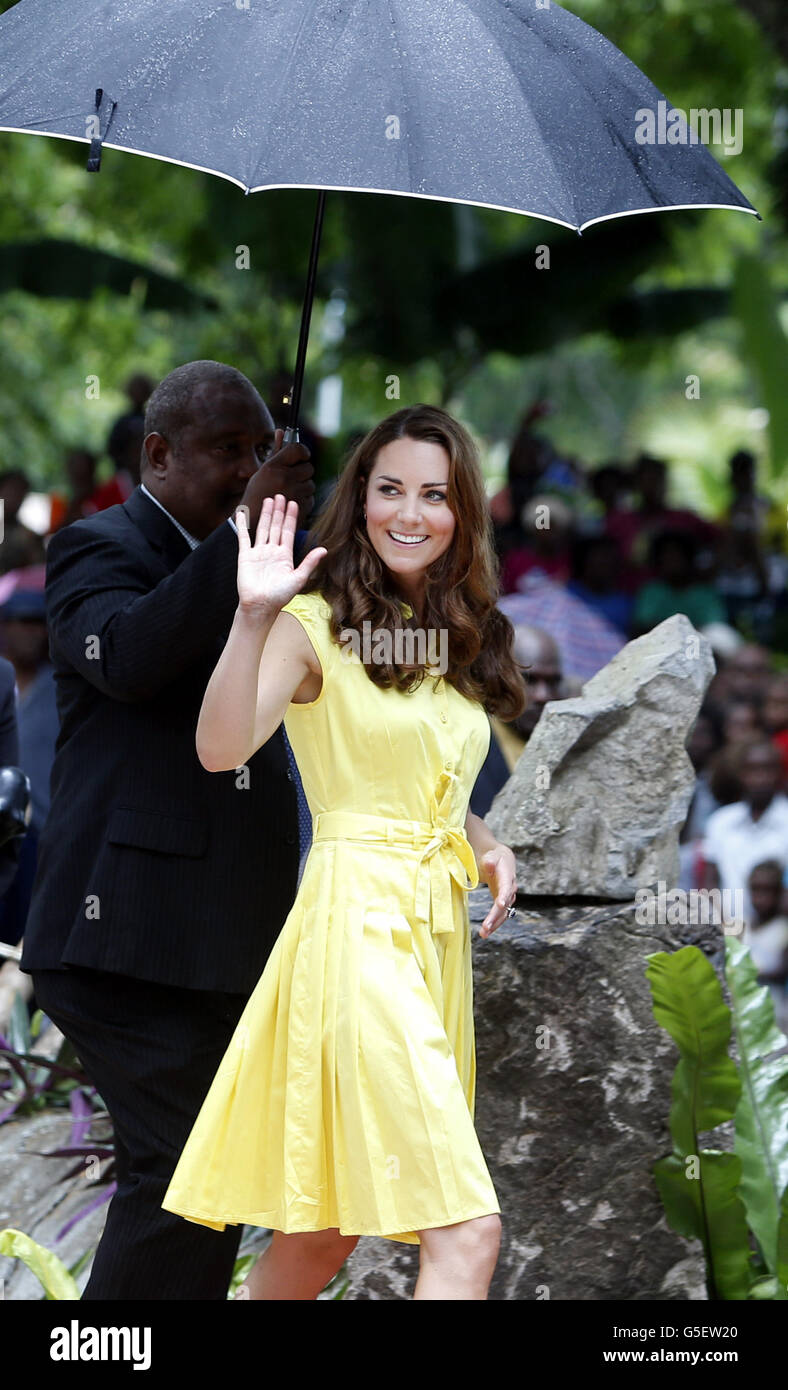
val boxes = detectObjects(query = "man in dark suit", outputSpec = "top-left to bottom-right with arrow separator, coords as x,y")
22,360 -> 314,1299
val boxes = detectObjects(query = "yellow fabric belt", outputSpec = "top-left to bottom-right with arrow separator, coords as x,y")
312,798 -> 479,937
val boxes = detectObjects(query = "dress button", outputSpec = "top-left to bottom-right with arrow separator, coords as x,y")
440,711 -> 448,723
445,760 -> 454,771
285,833 -> 296,845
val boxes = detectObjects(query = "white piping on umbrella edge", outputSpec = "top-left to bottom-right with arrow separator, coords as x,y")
0,125 -> 760,231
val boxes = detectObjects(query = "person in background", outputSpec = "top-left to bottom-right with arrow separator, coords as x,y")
500,494 -> 574,595
123,372 -> 155,421
566,533 -> 633,637
587,463 -> 629,526
89,373 -> 154,511
48,448 -> 99,532
89,414 -> 145,511
0,469 -> 46,574
705,642 -> 772,709
631,529 -> 726,636
744,860 -> 788,1036
725,450 -> 773,536
471,624 -> 565,817
720,698 -> 765,748
489,625 -> 564,770
679,705 -> 724,891
605,454 -> 717,591
489,402 -> 555,560
762,673 -> 788,785
715,507 -> 768,591
702,737 -> 788,923
0,589 -> 58,947
682,705 -> 724,840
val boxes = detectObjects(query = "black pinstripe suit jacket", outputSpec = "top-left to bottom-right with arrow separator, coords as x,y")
20,486 -> 300,991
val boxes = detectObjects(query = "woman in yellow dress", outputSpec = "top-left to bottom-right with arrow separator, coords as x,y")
161,404 -> 526,1299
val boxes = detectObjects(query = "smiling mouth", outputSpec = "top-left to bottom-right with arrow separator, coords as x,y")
388,531 -> 429,546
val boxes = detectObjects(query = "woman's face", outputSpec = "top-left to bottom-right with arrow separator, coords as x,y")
364,437 -> 456,583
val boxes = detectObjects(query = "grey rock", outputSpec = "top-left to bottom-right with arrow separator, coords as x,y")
485,615 -> 715,898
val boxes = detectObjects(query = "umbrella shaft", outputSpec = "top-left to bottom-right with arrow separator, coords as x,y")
287,189 -> 327,435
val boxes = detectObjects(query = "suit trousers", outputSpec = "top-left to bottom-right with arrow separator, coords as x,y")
31,964 -> 252,1300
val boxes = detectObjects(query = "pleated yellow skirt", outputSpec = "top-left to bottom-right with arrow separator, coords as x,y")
161,822 -> 500,1245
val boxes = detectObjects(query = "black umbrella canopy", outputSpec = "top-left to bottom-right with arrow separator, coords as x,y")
0,0 -> 757,230
0,0 -> 759,435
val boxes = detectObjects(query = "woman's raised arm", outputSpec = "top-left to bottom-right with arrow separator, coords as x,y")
195,495 -> 325,771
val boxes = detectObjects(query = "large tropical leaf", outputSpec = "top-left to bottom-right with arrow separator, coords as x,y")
725,936 -> 788,1282
653,1150 -> 752,1300
646,946 -> 741,1153
645,946 -> 752,1299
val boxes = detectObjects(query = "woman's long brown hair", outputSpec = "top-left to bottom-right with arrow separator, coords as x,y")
299,404 -> 527,721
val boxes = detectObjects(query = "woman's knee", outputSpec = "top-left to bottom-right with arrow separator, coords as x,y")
419,1212 -> 501,1262
272,1227 -> 359,1263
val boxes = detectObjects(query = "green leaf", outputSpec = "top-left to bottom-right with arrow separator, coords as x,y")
646,947 -> 754,1299
645,947 -> 741,1153
227,1252 -> 256,1299
777,1181 -> 788,1298
653,1151 -> 752,1300
747,1276 -> 780,1299
725,936 -> 788,1276
68,1246 -> 96,1280
0,1228 -> 80,1300
8,990 -> 31,1057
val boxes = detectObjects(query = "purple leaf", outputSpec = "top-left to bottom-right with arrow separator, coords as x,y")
69,1087 -> 94,1147
55,1182 -> 116,1241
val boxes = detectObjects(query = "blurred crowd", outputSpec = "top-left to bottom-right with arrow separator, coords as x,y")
479,401 -> 788,1034
0,386 -> 786,1030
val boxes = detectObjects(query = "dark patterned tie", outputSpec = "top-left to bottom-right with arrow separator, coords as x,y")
282,726 -> 312,862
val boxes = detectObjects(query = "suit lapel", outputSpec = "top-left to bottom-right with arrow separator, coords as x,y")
125,486 -> 312,573
123,486 -> 195,572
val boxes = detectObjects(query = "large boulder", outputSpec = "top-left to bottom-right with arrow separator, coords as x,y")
485,615 -> 715,899
342,886 -> 716,1300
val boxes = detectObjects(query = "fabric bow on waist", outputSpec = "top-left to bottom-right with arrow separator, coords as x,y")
312,772 -> 479,936
412,771 -> 479,935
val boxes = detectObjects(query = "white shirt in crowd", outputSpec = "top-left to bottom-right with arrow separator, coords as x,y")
702,792 -> 788,921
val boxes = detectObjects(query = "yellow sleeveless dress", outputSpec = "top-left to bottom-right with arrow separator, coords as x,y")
161,590 -> 500,1245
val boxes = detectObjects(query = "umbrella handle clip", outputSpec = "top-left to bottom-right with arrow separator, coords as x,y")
86,88 -> 117,173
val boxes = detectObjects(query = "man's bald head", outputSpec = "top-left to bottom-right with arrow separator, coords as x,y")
513,625 -> 562,672
512,624 -> 563,739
